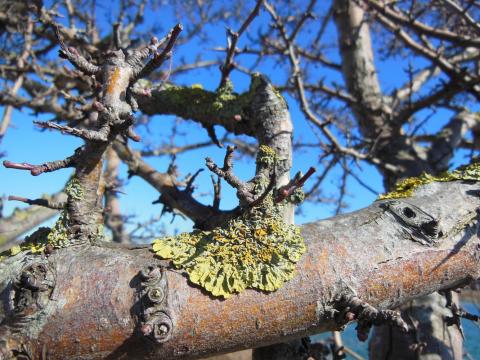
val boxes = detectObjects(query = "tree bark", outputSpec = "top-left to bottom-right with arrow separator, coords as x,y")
1,180 -> 478,359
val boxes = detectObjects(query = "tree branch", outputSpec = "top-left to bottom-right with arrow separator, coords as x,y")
0,180 -> 478,359
113,141 -> 237,230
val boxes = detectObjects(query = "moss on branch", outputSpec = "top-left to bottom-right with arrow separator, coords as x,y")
137,73 -> 286,137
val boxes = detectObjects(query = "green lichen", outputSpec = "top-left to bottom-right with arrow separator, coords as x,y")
46,209 -> 70,247
288,187 -> 305,204
152,146 -> 306,299
65,177 -> 84,200
272,85 -> 287,107
212,79 -> 236,111
0,201 -> 74,260
256,144 -> 276,168
379,162 -> 480,200
0,226 -> 50,261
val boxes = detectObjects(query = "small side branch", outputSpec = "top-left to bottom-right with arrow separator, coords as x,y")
7,195 -> 65,210
135,24 -> 183,81
54,25 -> 100,76
34,121 -> 108,142
3,149 -> 79,176
211,175 -> 221,210
206,146 -> 245,191
336,295 -> 409,342
206,146 -> 254,203
276,167 -> 316,203
184,169 -> 203,195
219,0 -> 263,88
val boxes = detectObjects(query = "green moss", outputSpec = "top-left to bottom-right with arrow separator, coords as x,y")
152,147 -> 306,298
379,162 -> 480,199
156,74 -> 276,128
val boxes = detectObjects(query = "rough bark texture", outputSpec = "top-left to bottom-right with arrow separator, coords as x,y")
0,180 -> 478,359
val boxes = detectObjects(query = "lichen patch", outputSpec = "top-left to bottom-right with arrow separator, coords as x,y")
379,162 -> 480,200
152,146 -> 306,298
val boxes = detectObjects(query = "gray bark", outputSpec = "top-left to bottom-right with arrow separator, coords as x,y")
0,180 -> 478,359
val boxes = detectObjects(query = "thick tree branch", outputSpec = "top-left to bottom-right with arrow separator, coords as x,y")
0,180 -> 478,359
104,147 -> 130,244
135,84 -> 255,136
333,0 -> 432,187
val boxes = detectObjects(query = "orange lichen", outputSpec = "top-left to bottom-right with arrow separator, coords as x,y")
106,67 -> 121,95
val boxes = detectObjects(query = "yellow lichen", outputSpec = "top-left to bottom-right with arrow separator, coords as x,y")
0,200 -> 74,260
379,162 -> 480,199
191,83 -> 203,89
0,226 -> 51,260
46,210 -> 70,247
65,177 -> 84,200
256,145 -> 276,168
152,146 -> 306,298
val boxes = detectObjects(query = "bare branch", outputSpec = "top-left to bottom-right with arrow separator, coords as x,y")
54,25 -> 101,76
363,0 -> 480,47
135,24 -> 183,81
3,151 -> 77,176
7,195 -> 65,210
219,0 -> 263,88
205,145 -> 252,202
114,141 -> 237,230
